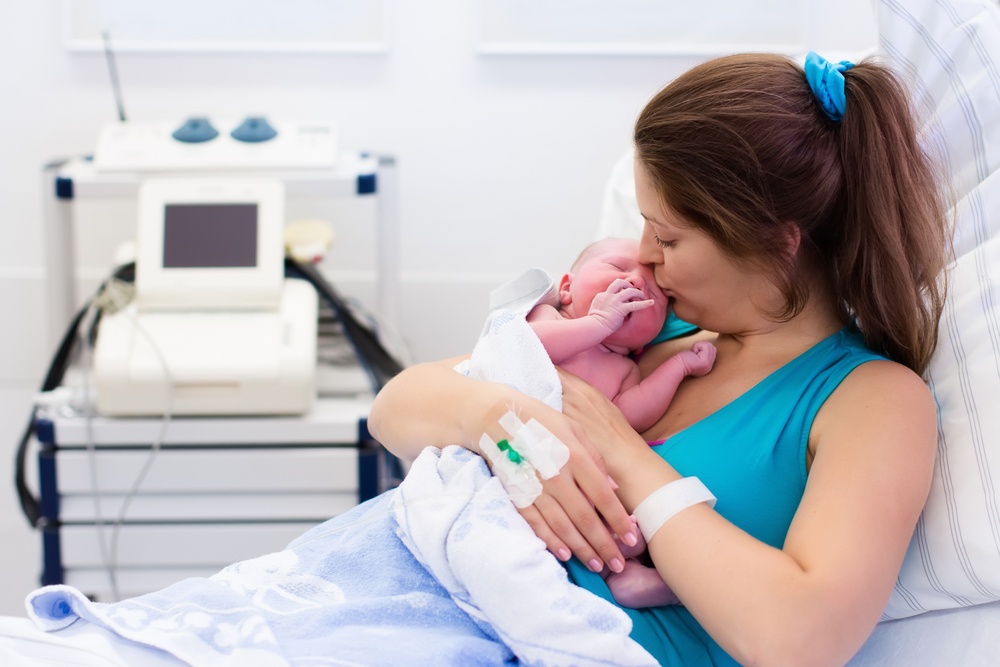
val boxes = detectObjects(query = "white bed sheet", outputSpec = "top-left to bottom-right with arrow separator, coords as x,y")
0,616 -> 185,667
2,601 -> 999,667
848,599 -> 1000,666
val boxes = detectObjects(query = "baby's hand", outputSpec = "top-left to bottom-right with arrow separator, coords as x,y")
589,279 -> 654,332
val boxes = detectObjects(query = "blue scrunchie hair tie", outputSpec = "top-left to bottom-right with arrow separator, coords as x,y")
804,51 -> 855,122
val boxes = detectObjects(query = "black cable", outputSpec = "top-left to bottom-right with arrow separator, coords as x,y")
283,257 -> 405,393
16,302 -> 91,526
16,260 -> 402,525
15,263 -> 134,527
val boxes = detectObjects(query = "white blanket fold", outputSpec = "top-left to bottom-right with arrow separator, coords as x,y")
25,446 -> 655,667
459,267 -> 564,410
393,445 -> 657,667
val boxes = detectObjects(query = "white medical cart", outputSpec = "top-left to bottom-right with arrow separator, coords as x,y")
33,148 -> 403,601
33,397 -> 398,601
42,150 -> 400,352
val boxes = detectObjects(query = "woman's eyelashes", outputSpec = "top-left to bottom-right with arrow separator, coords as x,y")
653,235 -> 675,249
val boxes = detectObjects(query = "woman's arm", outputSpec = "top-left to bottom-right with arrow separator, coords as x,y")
561,361 -> 936,667
369,355 -> 505,459
368,358 -> 638,572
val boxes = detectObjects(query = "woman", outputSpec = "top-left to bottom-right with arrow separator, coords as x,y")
369,52 -> 949,666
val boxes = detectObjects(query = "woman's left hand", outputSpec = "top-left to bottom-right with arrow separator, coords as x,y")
499,398 -> 636,574
558,368 -> 651,466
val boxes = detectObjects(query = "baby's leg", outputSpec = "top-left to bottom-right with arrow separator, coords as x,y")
605,560 -> 680,609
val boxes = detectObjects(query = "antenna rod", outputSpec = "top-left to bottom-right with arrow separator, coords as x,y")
102,31 -> 127,122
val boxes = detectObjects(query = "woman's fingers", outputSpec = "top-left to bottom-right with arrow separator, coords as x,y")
518,504 -> 573,563
477,389 -> 638,572
563,405 -> 638,548
542,467 -> 636,572
527,492 -> 624,574
564,459 -> 637,556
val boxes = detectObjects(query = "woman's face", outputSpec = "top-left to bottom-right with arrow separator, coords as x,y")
633,160 -> 778,334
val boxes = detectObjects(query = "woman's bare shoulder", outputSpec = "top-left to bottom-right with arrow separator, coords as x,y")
811,359 -> 936,466
829,359 -> 933,415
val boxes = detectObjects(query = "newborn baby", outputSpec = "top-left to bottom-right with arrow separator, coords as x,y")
528,237 -> 715,607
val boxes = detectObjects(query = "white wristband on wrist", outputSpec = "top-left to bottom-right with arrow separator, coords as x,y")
632,477 -> 717,541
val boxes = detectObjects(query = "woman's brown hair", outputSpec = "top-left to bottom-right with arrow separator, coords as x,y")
634,53 -> 948,374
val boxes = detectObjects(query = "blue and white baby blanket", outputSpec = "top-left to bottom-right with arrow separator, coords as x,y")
26,446 -> 656,666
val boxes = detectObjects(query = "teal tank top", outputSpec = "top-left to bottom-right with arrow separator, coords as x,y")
565,327 -> 886,666
651,312 -> 700,345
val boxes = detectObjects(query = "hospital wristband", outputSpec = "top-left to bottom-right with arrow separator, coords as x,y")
632,477 -> 717,542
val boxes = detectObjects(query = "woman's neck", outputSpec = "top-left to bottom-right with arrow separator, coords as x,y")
717,285 -> 844,362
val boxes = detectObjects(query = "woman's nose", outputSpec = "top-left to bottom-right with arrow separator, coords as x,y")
638,227 -> 662,265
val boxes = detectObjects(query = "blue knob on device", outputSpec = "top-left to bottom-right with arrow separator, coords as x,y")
231,117 -> 278,143
171,117 -> 219,143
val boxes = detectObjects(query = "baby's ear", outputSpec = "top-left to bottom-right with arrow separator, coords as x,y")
558,272 -> 574,305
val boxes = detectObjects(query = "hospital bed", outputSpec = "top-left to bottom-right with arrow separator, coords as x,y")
2,0 -> 1000,664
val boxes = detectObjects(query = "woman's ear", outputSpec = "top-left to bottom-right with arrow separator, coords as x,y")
558,273 -> 574,305
782,223 -> 802,260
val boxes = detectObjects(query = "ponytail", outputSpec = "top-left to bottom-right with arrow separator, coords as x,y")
836,61 -> 948,374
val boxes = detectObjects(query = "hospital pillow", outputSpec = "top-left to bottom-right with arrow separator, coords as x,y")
876,0 -> 1000,620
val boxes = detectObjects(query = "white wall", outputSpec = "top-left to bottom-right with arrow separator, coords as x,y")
0,1 -> 876,615
0,2 -> 706,384
0,1 -> 879,381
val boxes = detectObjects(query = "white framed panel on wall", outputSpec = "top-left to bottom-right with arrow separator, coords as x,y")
60,0 -> 391,54
477,0 -> 875,56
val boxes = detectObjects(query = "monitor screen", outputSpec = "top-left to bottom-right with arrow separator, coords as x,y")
162,203 -> 258,268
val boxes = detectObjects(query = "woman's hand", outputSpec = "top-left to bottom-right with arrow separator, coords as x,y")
371,358 -> 637,573
558,368 -> 652,471
494,399 -> 637,575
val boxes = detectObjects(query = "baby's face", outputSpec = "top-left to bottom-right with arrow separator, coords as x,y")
571,238 -> 669,347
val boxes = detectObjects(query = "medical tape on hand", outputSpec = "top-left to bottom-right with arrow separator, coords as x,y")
480,411 -> 571,507
496,411 -> 569,479
632,477 -> 716,542
479,434 -> 543,508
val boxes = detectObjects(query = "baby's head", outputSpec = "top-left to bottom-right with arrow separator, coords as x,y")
561,238 -> 669,350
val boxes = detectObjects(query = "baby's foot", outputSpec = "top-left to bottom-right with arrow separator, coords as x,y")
681,340 -> 717,377
606,560 -> 680,609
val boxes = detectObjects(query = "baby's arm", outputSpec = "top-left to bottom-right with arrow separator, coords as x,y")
614,341 -> 716,432
529,304 -> 624,363
528,280 -> 653,364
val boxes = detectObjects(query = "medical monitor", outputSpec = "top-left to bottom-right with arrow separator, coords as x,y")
136,178 -> 285,311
